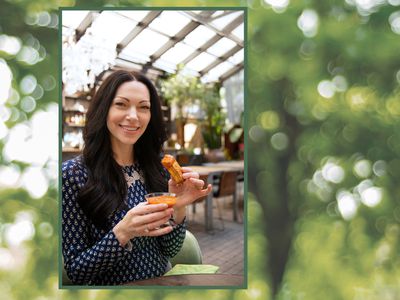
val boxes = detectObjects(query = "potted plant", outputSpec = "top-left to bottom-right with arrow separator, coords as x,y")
199,85 -> 223,146
160,66 -> 226,159
199,84 -> 227,162
160,65 -> 203,148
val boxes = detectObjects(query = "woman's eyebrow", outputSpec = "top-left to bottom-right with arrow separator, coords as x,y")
114,96 -> 150,103
114,96 -> 130,102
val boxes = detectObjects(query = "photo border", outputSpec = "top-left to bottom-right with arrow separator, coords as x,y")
58,6 -> 248,290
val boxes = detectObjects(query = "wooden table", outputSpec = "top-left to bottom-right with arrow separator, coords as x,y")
203,160 -> 244,170
125,274 -> 244,286
187,161 -> 244,231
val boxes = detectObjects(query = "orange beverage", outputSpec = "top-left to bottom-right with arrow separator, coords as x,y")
145,192 -> 177,207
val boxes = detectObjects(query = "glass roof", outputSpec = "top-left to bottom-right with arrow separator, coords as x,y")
159,43 -> 195,65
149,11 -> 191,37
152,59 -> 176,74
204,61 -> 236,82
207,37 -> 237,56
118,51 -> 149,65
121,29 -> 170,59
116,10 -> 150,22
61,9 -> 244,84
90,11 -> 137,43
183,25 -> 216,49
228,48 -> 244,65
185,52 -> 217,72
232,23 -> 244,40
210,11 -> 243,30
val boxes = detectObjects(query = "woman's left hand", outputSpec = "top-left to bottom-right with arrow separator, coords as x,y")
168,167 -> 212,209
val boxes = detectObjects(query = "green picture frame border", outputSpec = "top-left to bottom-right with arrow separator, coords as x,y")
58,5 -> 248,290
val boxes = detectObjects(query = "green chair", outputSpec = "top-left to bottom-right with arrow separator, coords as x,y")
166,230 -> 220,276
170,230 -> 203,266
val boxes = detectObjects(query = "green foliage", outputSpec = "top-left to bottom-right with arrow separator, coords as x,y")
160,65 -> 225,149
2,0 -> 400,299
200,85 -> 225,149
160,64 -> 205,118
248,0 -> 400,298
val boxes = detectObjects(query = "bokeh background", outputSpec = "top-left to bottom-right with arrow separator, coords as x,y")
1,0 -> 400,299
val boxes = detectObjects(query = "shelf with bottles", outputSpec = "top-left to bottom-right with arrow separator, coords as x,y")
64,111 -> 87,127
63,92 -> 90,112
64,93 -> 92,102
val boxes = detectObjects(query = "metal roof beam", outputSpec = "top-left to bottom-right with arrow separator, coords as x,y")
219,62 -> 244,82
117,11 -> 161,53
208,10 -> 238,22
180,34 -> 222,65
180,11 -> 244,67
142,10 -> 214,72
184,11 -> 244,47
149,21 -> 199,63
199,44 -> 242,76
75,11 -> 99,42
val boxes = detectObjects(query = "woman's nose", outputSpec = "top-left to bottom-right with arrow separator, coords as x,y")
126,106 -> 138,120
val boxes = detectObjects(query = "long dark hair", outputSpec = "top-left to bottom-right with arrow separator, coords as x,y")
78,70 -> 168,229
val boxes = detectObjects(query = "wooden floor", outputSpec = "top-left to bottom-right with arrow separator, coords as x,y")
186,198 -> 245,276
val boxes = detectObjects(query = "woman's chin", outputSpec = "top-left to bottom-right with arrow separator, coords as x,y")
112,135 -> 140,147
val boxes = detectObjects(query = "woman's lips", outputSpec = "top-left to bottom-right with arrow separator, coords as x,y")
119,125 -> 140,132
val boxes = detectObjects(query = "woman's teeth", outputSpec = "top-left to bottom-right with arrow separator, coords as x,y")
121,125 -> 139,131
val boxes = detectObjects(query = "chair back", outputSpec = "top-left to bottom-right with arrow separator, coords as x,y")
170,230 -> 202,266
176,153 -> 190,166
215,171 -> 238,197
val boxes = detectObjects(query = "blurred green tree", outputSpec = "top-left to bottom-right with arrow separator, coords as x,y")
2,0 -> 400,299
0,1 -> 261,300
248,0 -> 400,298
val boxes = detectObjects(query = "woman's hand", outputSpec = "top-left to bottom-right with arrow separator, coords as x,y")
168,167 -> 212,209
113,202 -> 173,247
168,167 -> 212,225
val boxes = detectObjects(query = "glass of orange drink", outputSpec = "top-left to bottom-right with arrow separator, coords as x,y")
145,192 -> 177,227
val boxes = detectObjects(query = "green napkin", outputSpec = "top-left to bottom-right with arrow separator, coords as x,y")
164,264 -> 219,276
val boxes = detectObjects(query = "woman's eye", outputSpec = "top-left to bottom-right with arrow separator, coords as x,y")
115,102 -> 126,107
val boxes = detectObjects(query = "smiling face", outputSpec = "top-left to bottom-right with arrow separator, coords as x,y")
106,80 -> 151,154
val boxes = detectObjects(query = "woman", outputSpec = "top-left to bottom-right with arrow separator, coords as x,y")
62,70 -> 211,285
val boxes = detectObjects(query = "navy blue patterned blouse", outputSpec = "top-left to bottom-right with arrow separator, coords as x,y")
61,156 -> 186,285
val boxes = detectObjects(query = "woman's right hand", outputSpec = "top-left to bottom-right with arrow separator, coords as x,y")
113,202 -> 174,247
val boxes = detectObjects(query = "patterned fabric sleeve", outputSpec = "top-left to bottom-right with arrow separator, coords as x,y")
61,160 -> 144,285
156,219 -> 187,258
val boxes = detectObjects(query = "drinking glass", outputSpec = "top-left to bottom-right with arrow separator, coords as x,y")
145,192 -> 177,228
